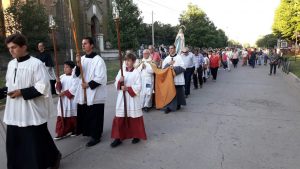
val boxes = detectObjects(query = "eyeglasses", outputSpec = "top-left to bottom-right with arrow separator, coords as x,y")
169,48 -> 174,49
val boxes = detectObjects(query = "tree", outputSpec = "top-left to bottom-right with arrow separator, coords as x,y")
243,43 -> 251,48
228,39 -> 242,48
4,0 -> 49,50
179,3 -> 228,48
272,0 -> 300,40
256,34 -> 277,48
108,0 -> 143,50
138,21 -> 177,46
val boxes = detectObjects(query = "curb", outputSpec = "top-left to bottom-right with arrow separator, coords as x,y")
0,81 -> 116,111
288,72 -> 300,82
280,70 -> 300,89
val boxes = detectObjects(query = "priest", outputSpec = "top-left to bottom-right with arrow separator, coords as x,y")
162,45 -> 186,114
136,49 -> 155,112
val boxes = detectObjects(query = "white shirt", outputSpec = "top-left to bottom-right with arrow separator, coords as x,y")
194,53 -> 204,69
181,52 -> 195,68
4,57 -> 55,127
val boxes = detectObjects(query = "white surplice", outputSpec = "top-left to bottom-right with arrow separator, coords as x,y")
74,55 -> 107,106
4,56 -> 54,127
57,74 -> 80,117
162,54 -> 186,85
114,68 -> 143,118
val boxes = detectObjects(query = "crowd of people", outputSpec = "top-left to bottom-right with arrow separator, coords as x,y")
0,33 -> 282,169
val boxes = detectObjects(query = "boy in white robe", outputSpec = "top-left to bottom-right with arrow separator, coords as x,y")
74,37 -> 107,147
110,53 -> 147,148
1,33 -> 61,169
54,61 -> 79,140
137,49 -> 154,112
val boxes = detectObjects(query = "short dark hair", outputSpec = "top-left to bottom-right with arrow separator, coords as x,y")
124,52 -> 136,62
5,33 -> 28,47
169,44 -> 176,49
83,37 -> 94,45
38,42 -> 45,46
64,61 -> 75,69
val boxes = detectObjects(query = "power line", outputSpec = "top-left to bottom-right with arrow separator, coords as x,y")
136,0 -> 178,14
147,0 -> 178,12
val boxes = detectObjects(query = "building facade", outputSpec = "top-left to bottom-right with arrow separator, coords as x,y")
2,0 -> 113,54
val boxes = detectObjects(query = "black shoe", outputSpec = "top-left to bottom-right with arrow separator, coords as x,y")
86,138 -> 100,147
50,152 -> 62,169
177,105 -> 181,110
110,139 -> 122,148
132,138 -> 140,144
185,95 -> 188,98
144,107 -> 149,112
164,108 -> 171,114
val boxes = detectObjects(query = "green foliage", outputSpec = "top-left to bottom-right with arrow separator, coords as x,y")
243,43 -> 251,48
179,3 -> 228,48
4,0 -> 49,50
228,39 -> 242,48
108,0 -> 143,50
139,22 -> 177,46
272,0 -> 300,40
256,34 -> 278,48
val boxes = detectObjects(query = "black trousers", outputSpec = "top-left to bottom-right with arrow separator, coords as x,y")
184,67 -> 194,95
7,123 -> 60,169
249,59 -> 255,68
50,80 -> 56,95
193,66 -> 203,88
164,85 -> 186,111
232,59 -> 239,68
203,68 -> 207,83
270,64 -> 277,74
77,103 -> 104,140
210,67 -> 218,80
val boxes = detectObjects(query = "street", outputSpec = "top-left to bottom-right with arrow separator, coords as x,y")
1,65 -> 300,169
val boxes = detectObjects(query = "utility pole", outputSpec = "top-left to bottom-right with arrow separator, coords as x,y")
152,11 -> 154,46
296,32 -> 298,49
295,32 -> 298,61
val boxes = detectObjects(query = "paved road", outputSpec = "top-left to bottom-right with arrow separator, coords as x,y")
1,64 -> 300,169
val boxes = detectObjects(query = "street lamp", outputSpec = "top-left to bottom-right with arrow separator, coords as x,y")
112,0 -> 119,19
49,15 -> 65,124
112,0 -> 128,127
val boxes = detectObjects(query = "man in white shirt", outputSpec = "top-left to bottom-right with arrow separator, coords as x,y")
1,33 -> 61,169
193,48 -> 204,89
181,47 -> 196,98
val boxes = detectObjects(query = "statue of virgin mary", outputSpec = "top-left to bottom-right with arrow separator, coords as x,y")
174,26 -> 185,54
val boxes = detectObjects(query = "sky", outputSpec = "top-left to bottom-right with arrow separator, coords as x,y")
133,0 -> 281,45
